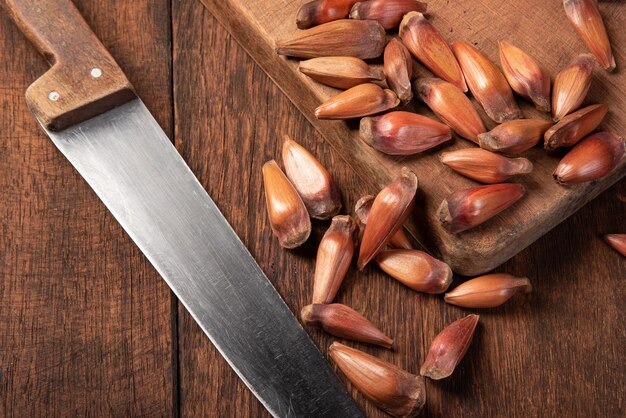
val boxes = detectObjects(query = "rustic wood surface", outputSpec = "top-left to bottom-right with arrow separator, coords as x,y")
200,0 -> 626,275
1,0 -> 625,417
0,0 -> 176,416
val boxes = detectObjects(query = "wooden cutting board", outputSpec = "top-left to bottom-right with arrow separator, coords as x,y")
199,0 -> 626,275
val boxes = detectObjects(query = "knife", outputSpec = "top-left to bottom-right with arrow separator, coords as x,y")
1,1 -> 363,416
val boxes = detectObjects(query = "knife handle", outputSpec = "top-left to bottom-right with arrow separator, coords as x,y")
2,0 -> 135,131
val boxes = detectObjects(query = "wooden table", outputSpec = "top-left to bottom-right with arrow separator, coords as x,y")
1,0 -> 624,416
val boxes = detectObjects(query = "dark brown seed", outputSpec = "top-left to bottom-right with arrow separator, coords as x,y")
376,249 -> 453,294
358,168 -> 418,269
552,54 -> 596,121
420,315 -> 479,380
276,19 -> 386,59
282,136 -> 341,220
299,56 -> 385,89
438,183 -> 525,233
414,78 -> 486,143
350,0 -> 427,30
360,111 -> 452,155
444,273 -> 532,308
478,119 -> 553,155
563,0 -> 616,71
296,0 -> 359,29
301,303 -> 393,348
553,131 -> 625,184
315,83 -> 399,119
440,148 -> 533,184
262,160 -> 311,248
544,103 -> 608,150
499,41 -> 551,112
354,195 -> 413,250
452,41 -> 523,123
312,216 -> 358,304
330,342 -> 426,417
400,12 -> 467,92
384,38 -> 414,104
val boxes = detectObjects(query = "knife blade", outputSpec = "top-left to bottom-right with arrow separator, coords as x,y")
2,1 -> 363,416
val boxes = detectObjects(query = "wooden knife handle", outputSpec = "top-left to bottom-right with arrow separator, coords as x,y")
2,0 -> 135,131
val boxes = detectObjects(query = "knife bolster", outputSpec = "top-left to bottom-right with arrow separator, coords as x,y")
3,0 -> 136,131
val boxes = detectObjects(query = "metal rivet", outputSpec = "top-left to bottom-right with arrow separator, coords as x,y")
90,68 -> 102,78
48,91 -> 60,101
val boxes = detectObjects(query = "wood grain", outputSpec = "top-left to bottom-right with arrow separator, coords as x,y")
1,0 -> 625,417
199,0 -> 626,275
2,0 -> 135,130
174,0 -> 625,417
0,0 -> 175,416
